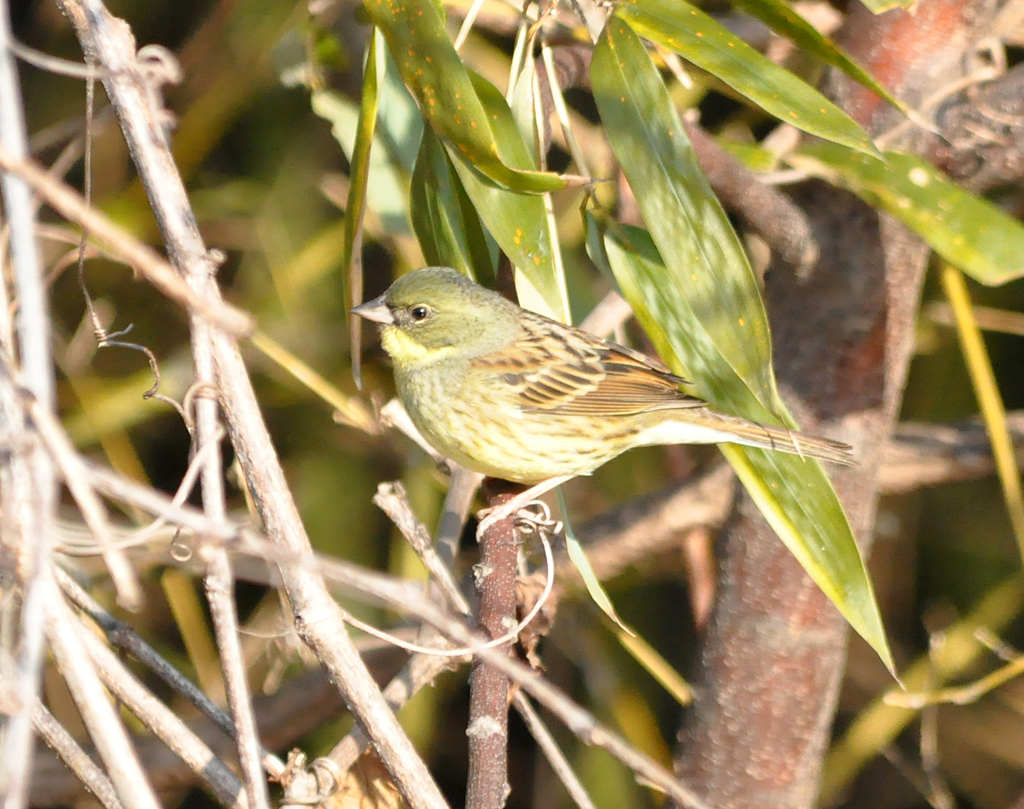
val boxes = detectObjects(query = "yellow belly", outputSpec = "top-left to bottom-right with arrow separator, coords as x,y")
396,365 -> 626,483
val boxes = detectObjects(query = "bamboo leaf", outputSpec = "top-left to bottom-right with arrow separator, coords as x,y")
592,17 -> 893,672
727,0 -> 909,116
593,17 -> 777,410
445,73 -> 570,322
789,143 -> 1024,285
324,27 -> 386,389
618,0 -> 879,157
364,0 -> 566,193
410,126 -> 495,282
859,0 -> 916,13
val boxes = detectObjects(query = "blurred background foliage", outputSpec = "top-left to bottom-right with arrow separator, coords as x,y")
12,0 -> 1024,806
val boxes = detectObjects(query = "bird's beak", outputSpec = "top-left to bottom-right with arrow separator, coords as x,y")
350,295 -> 394,325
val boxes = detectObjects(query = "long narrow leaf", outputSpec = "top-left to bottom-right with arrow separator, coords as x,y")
593,17 -> 778,411
592,18 -> 893,672
859,0 -> 916,13
445,73 -> 570,322
789,143 -> 1024,285
940,263 -> 1024,559
603,229 -> 892,674
312,91 -> 410,234
337,28 -> 385,390
364,0 -> 566,193
727,0 -> 909,115
411,126 -> 495,282
618,0 -> 878,157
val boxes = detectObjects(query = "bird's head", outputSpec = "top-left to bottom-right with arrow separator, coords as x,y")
351,266 -> 518,367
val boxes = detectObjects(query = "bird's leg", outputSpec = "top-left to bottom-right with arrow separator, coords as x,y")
475,475 -> 574,540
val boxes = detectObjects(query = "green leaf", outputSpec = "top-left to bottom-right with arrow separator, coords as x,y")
716,136 -> 780,173
789,143 -> 1024,285
508,39 -> 540,152
311,93 -> 409,235
364,0 -> 566,193
559,491 -> 632,633
610,622 -> 694,708
311,46 -> 421,235
721,445 -> 886,663
592,18 -> 893,672
376,50 -> 426,176
592,18 -> 778,411
859,0 -> 916,13
445,73 -> 570,323
503,43 -> 572,320
602,226 -> 778,416
338,28 -> 385,269
604,230 -> 892,674
726,0 -> 907,115
323,27 -> 385,389
616,0 -> 879,157
411,126 -> 495,282
559,489 -> 693,707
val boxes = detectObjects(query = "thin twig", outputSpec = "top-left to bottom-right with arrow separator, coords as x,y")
230,524 -> 711,808
822,575 -> 1024,803
0,148 -> 253,336
319,644 -> 465,785
0,2 -> 59,803
0,17 -> 53,410
323,468 -> 481,776
0,673 -> 123,809
74,614 -> 249,808
30,706 -> 122,809
881,412 -> 1024,495
8,39 -> 106,79
61,455 -> 709,807
920,705 -> 955,809
53,0 -> 451,803
374,481 -> 470,614
277,539 -> 713,809
45,580 -> 162,809
190,211 -> 271,809
436,465 -> 484,568
343,503 -> 554,658
68,4 -> 268,804
511,693 -> 597,809
55,567 -> 287,776
25,667 -> 343,806
203,550 -> 271,809
5,355 -> 143,610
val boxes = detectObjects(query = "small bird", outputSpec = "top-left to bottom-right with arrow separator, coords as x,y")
352,267 -> 853,484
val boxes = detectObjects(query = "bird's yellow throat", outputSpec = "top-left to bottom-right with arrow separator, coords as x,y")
380,325 -> 459,366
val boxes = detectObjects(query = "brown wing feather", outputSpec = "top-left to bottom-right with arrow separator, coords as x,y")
473,310 -> 705,416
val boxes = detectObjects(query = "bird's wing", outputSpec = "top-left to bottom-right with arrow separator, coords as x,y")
472,310 -> 706,416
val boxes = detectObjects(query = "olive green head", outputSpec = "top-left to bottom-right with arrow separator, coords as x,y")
351,266 -> 518,365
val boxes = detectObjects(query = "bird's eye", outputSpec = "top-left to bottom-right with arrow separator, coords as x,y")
410,305 -> 430,321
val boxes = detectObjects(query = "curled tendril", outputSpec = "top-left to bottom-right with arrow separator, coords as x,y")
511,499 -> 564,539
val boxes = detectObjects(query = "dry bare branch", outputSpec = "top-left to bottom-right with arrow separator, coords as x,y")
52,1 -> 451,804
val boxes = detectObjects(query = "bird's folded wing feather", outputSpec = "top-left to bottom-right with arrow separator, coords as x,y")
472,311 -> 706,416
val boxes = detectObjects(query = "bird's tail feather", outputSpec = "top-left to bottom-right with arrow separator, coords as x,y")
688,410 -> 855,465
